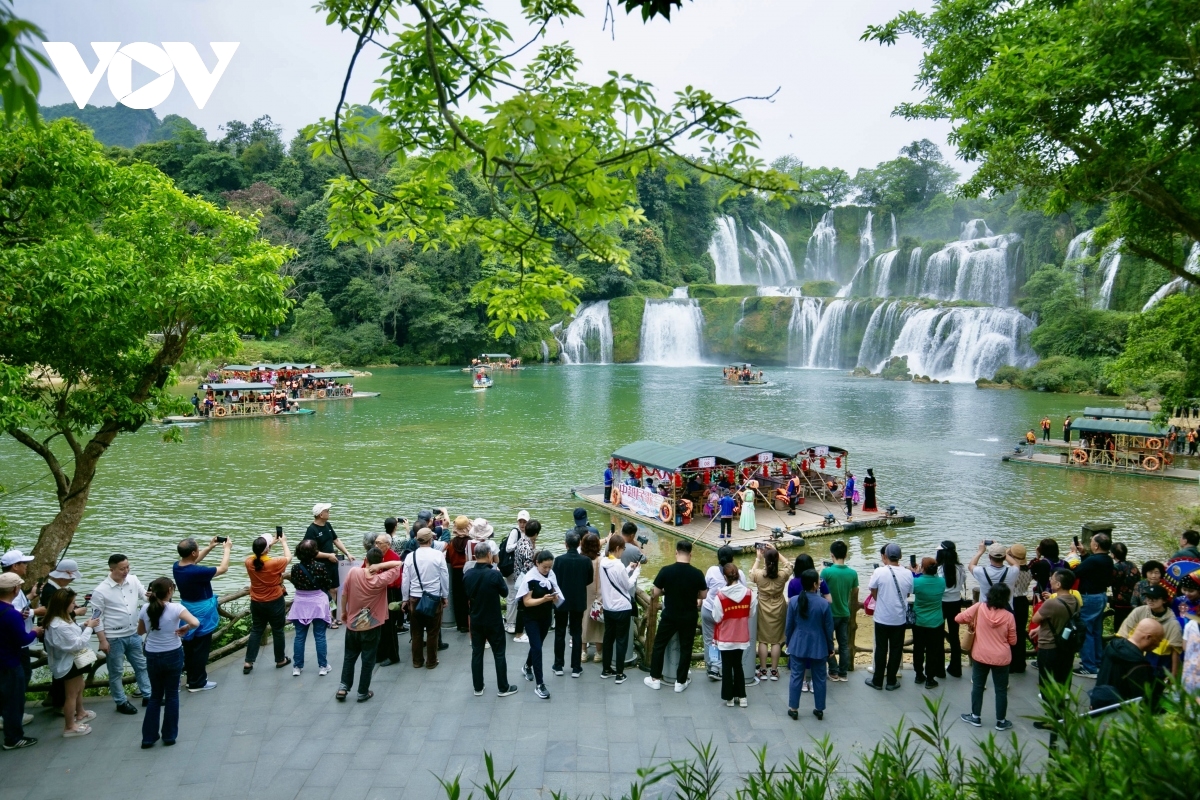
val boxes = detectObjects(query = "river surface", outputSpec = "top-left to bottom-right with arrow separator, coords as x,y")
0,366 -> 1193,592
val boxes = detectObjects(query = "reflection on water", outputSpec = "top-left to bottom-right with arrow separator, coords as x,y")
0,366 -> 1191,591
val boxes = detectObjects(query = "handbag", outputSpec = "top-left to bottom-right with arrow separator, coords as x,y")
588,597 -> 603,622
886,566 -> 915,628
72,647 -> 97,670
410,552 -> 442,619
863,593 -> 877,616
960,604 -> 978,655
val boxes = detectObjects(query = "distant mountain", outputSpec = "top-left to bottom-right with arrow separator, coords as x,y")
39,103 -> 192,148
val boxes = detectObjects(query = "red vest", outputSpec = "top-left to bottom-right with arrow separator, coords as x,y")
713,592 -> 751,647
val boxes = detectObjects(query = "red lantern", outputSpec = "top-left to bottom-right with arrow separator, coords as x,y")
800,459 -> 808,472
674,473 -> 683,488
781,462 -> 790,476
836,457 -> 842,469
726,468 -> 735,483
703,470 -> 711,484
741,467 -> 751,480
633,465 -> 643,479
820,457 -> 826,470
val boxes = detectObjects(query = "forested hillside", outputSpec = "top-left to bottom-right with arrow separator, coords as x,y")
46,104 -> 1189,396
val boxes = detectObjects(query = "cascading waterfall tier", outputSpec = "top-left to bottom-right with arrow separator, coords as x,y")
707,216 -> 797,286
857,300 -> 917,372
639,298 -> 706,366
748,225 -> 798,286
1143,243 -> 1199,311
786,297 -> 823,367
559,301 -> 613,364
707,216 -> 742,285
960,219 -> 993,240
804,210 -> 838,282
919,233 -> 1020,306
1096,239 -> 1123,310
1065,229 -> 1094,265
838,212 -> 875,297
889,306 -> 1036,383
871,250 -> 901,298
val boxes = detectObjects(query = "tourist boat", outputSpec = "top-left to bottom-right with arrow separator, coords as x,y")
1005,412 -> 1199,482
291,371 -> 380,402
164,381 -> 315,423
723,363 -> 766,385
571,432 -> 912,552
462,353 -> 522,372
472,372 -> 493,389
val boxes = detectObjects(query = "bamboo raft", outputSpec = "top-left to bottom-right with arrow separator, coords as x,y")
1003,451 -> 1200,482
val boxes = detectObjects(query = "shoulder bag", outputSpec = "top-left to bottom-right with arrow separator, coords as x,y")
410,551 -> 442,619
960,603 -> 978,655
887,567 -> 916,628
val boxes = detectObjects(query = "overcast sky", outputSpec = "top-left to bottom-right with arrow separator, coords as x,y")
22,0 -> 955,174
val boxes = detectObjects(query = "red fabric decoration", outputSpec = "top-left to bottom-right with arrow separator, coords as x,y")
674,473 -> 683,488
835,457 -> 842,469
726,468 -> 735,483
781,462 -> 790,476
632,465 -> 643,479
820,457 -> 826,470
703,470 -> 710,484
800,459 -> 808,472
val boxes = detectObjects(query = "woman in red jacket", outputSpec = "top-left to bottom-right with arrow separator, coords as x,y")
712,562 -> 755,708
956,583 -> 1017,731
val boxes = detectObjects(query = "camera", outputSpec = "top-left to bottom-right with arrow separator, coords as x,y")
216,536 -> 228,544
822,559 -> 833,567
636,534 -> 649,546
984,539 -> 994,546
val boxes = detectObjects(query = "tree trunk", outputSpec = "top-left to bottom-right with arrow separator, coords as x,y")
26,438 -> 109,589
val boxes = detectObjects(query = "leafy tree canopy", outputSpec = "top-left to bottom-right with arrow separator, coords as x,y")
309,0 -> 794,336
866,0 -> 1200,286
852,139 -> 958,214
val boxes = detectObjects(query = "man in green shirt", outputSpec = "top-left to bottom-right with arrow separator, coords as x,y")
820,540 -> 859,681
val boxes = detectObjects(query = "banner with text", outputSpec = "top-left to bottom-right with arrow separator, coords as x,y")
618,483 -> 669,520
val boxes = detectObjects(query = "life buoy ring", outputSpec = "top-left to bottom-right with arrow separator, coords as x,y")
1147,438 -> 1163,450
317,389 -> 326,398
1072,449 -> 1088,464
213,405 -> 227,417
1142,454 -> 1161,471
659,502 -> 672,522
610,489 -> 621,506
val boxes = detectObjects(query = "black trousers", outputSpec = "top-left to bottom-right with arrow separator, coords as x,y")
719,517 -> 733,537
942,600 -> 963,677
339,627 -> 380,697
1011,597 -> 1029,673
182,632 -> 213,689
720,647 -> 746,701
604,486 -> 612,503
602,609 -> 632,674
471,622 -> 510,692
845,497 -> 853,517
0,666 -> 28,746
553,607 -> 583,672
911,624 -> 943,681
871,622 -> 905,687
376,588 -> 402,664
451,567 -> 470,632
245,596 -> 287,665
650,614 -> 698,684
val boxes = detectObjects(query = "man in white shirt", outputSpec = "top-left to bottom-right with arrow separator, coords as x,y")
866,542 -> 913,691
401,528 -> 451,669
91,554 -> 151,715
968,542 -> 1020,609
502,511 -> 529,633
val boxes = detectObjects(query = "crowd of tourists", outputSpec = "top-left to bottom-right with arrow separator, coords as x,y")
1,513 -> 1198,751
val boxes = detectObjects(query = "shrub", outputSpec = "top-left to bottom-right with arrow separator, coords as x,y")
801,280 -> 840,297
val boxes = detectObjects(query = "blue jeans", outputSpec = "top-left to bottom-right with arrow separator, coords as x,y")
143,647 -> 184,745
1079,593 -> 1107,672
293,620 -> 328,670
827,617 -> 851,676
106,633 -> 151,704
524,615 -> 551,684
789,656 -> 827,711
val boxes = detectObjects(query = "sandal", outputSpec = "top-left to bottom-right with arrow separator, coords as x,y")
275,657 -> 292,669
356,690 -> 374,703
335,689 -> 348,702
329,620 -> 341,629
243,664 -> 254,674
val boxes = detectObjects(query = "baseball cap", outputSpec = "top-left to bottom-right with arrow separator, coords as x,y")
416,528 -> 435,544
883,543 -> 902,560
1,549 -> 34,568
1142,585 -> 1168,601
987,543 -> 1007,559
517,510 -> 530,522
49,558 -> 82,581
312,502 -> 332,517
0,572 -> 23,589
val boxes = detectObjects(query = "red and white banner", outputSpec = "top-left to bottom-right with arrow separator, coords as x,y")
618,483 -> 669,520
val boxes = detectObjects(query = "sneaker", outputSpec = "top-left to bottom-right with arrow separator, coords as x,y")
924,679 -> 939,689
187,681 -> 217,693
995,719 -> 1013,732
738,697 -> 748,708
675,679 -> 691,693
614,673 -> 628,685
707,670 -> 721,682
960,713 -> 982,728
292,667 -> 302,677
514,634 -> 529,643
865,678 -> 883,690
522,665 -> 534,682
552,667 -> 564,677
726,698 -> 735,707
770,669 -> 780,682
802,679 -> 812,693
600,669 -> 615,679
1,737 -> 37,750
571,668 -> 583,679
318,666 -> 330,676
497,686 -> 518,697
505,624 -> 516,634
1072,666 -> 1098,679
473,688 -> 484,697
535,684 -> 550,700
643,677 -> 662,690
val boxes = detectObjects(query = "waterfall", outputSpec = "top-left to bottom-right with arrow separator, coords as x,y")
639,298 -> 706,365
857,300 -> 917,372
1095,239 -> 1123,309
540,340 -> 549,363
960,219 -> 993,240
838,212 -> 875,297
804,210 -> 838,281
872,250 -> 901,297
1065,229 -> 1094,265
746,223 -> 798,285
806,299 -> 852,368
920,233 -> 1020,305
708,216 -> 743,285
1143,243 -> 1199,311
734,297 -> 748,332
902,247 -> 922,297
560,300 -> 613,364
888,213 -> 898,249
890,306 -> 1036,383
758,286 -> 804,297
787,297 -> 823,367
671,286 -> 689,298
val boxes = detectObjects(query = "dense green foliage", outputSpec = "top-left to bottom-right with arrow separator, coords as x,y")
1106,292 -> 1200,408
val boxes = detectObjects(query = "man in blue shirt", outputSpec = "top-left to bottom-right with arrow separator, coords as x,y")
604,466 -> 614,504
718,491 -> 737,540
843,473 -> 856,519
0,572 -> 39,749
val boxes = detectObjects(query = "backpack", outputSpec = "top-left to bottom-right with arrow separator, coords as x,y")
1053,598 -> 1085,655
498,528 -> 519,577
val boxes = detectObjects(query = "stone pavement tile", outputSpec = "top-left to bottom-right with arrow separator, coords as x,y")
332,768 -> 379,797
323,724 -> 369,754
449,727 -> 492,755
387,727 -> 427,755
543,739 -> 578,771
303,753 -> 351,787
293,787 -> 334,800
427,711 -> 464,741
138,782 -> 215,800
369,758 -> 413,788
212,760 -> 257,796
223,732 -> 263,763
572,770 -> 612,797
507,755 -> 546,791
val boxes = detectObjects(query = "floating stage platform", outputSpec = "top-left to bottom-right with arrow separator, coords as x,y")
1003,451 -> 1200,483
572,484 -> 915,554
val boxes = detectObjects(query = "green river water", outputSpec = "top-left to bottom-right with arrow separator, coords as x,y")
0,366 -> 1193,592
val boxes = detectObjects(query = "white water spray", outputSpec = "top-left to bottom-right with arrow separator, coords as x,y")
804,210 -> 838,281
889,306 -> 1036,382
639,299 -> 706,365
559,301 -> 613,364
708,216 -> 743,285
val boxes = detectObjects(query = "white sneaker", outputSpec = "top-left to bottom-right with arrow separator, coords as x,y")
505,624 -> 516,634
318,666 -> 331,676
802,679 -> 812,693
739,697 -> 748,708
675,679 -> 691,693
643,677 -> 662,690
726,698 -> 735,707
514,634 -> 528,643
187,681 -> 217,693
0,714 -> 35,728
292,667 -> 301,677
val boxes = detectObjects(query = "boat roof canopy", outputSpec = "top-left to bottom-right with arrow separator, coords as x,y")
1069,419 -> 1168,436
726,432 -> 848,458
728,363 -> 755,368
481,353 -> 511,359
203,381 -> 274,391
304,371 -> 354,379
612,440 -> 702,473
677,438 -> 770,466
1082,406 -> 1154,421
220,364 -> 255,371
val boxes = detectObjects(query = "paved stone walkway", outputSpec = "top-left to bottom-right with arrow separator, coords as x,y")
8,628 -> 1059,800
